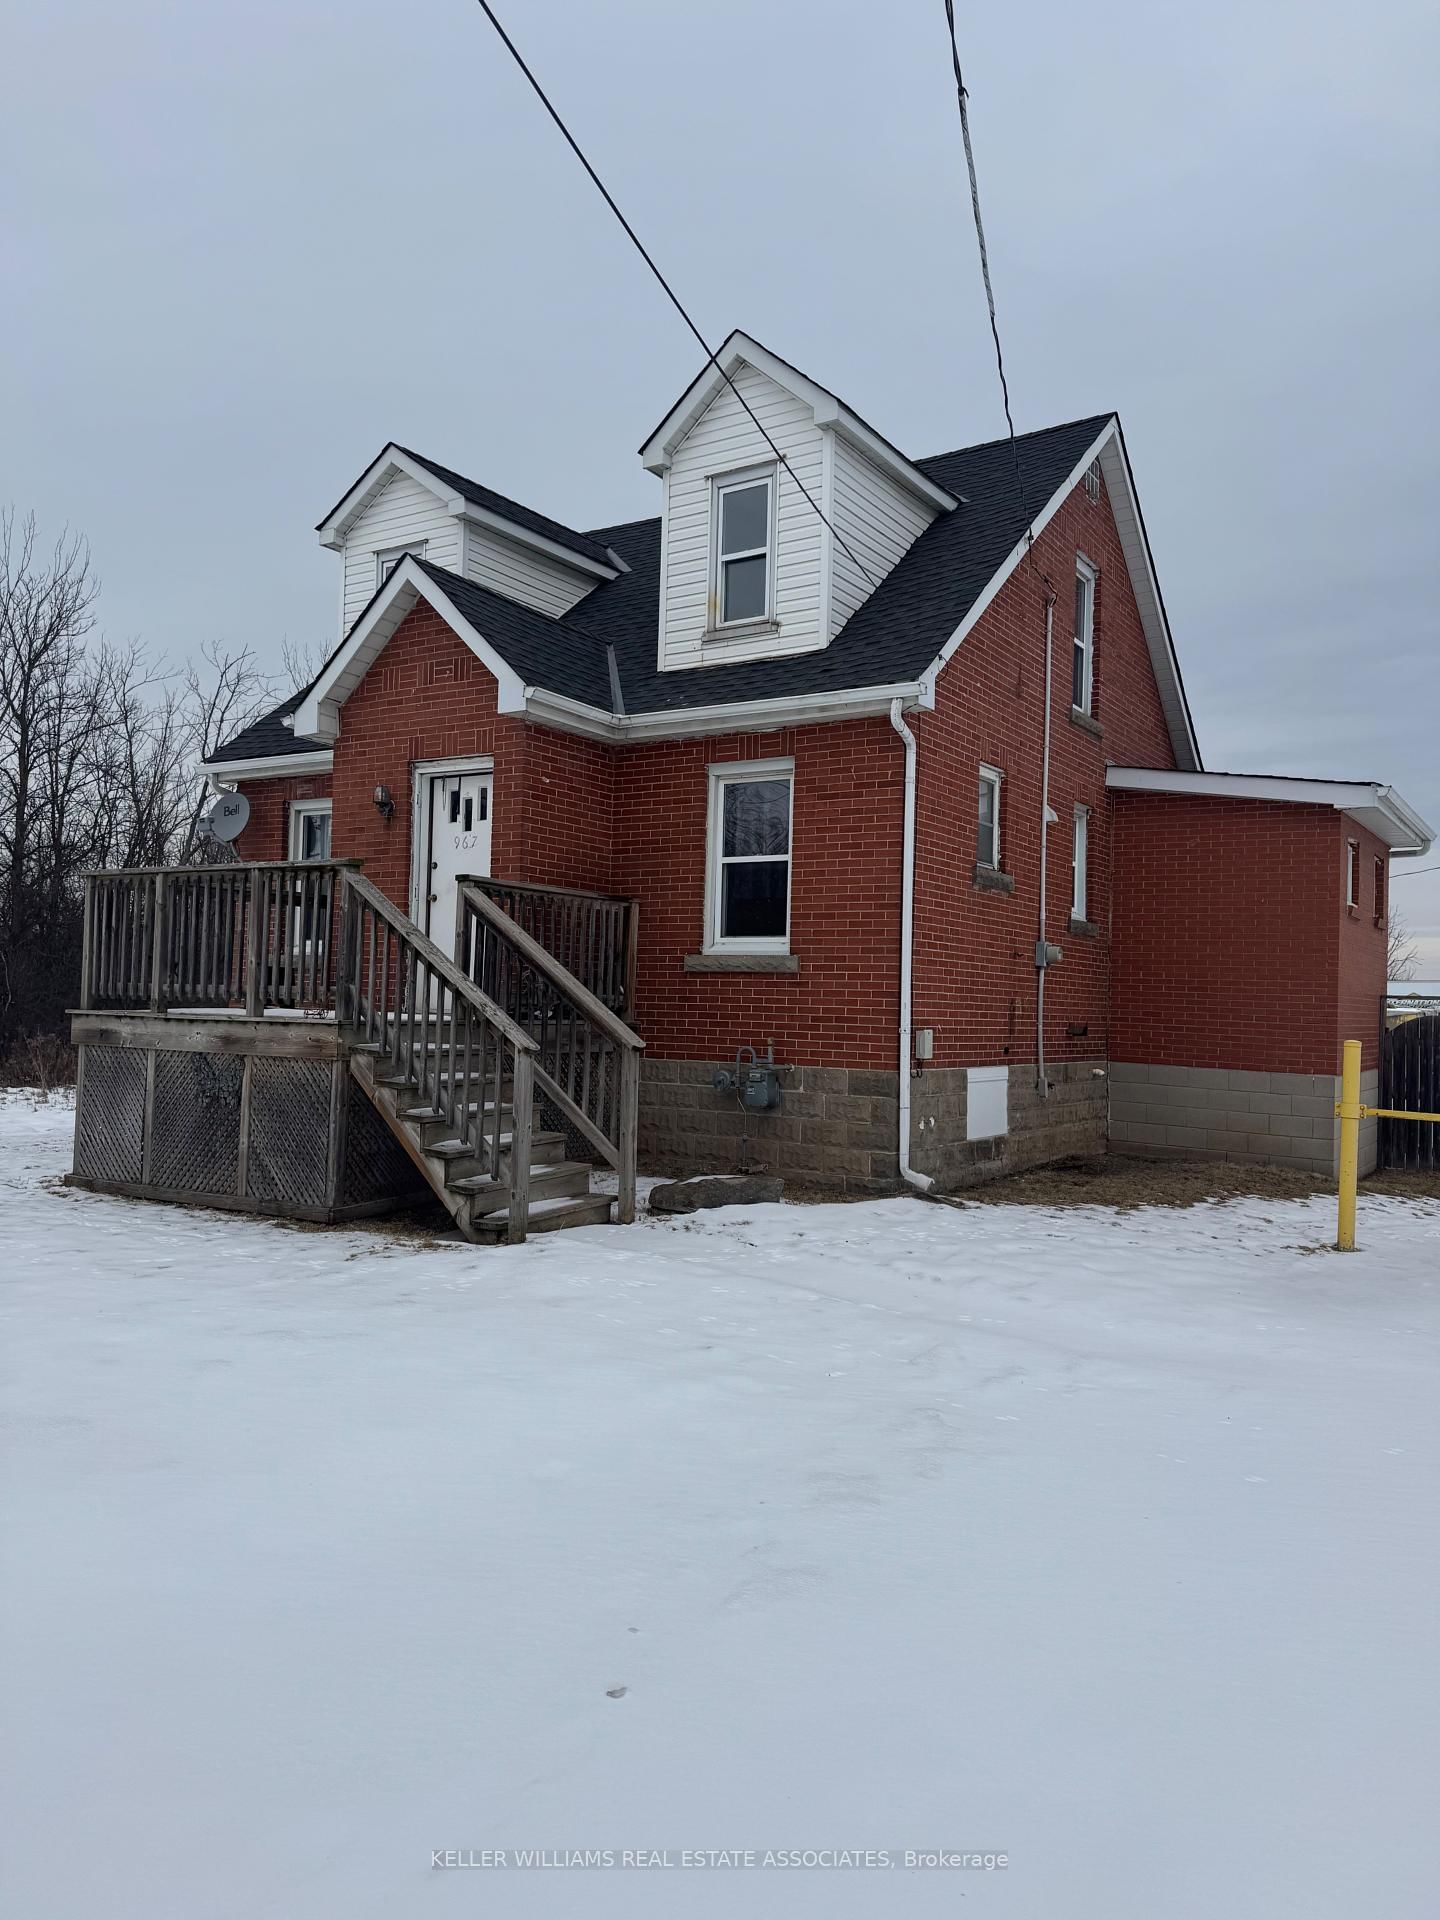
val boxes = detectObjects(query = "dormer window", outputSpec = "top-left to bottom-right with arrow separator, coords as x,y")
376,541 -> 427,589
712,469 -> 775,628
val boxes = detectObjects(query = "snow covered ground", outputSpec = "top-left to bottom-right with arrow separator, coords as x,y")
3,1091 -> 1438,1919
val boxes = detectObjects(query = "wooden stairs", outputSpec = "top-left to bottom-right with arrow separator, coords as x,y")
349,1037 -> 612,1241
339,872 -> 643,1245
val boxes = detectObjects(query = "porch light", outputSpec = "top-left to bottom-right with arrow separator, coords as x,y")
373,784 -> 395,820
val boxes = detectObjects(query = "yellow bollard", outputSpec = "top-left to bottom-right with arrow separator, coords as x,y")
1336,1038 -> 1362,1251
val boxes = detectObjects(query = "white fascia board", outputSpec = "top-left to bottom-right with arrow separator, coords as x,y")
315,445 -> 450,550
198,749 -> 334,784
317,445 -> 615,579
639,330 -> 955,512
454,502 -> 617,581
916,419 -> 1203,774
1105,767 -> 1435,853
522,679 -> 925,745
292,557 -> 527,743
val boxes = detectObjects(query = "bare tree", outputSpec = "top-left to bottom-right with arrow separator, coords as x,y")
279,635 -> 325,694
0,510 -> 275,1060
0,512 -> 101,1040
1388,908 -> 1420,984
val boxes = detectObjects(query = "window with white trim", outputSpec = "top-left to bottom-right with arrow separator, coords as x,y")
711,469 -> 775,627
289,799 -> 332,863
1345,839 -> 1360,908
1072,805 -> 1090,920
1374,856 -> 1386,928
1073,558 -> 1096,714
977,765 -> 1003,871
376,541 -> 427,589
706,760 -> 793,950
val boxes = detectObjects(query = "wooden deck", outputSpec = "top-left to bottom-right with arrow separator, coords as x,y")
68,863 -> 643,1243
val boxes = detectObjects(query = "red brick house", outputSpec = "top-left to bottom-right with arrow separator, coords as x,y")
202,331 -> 1432,1195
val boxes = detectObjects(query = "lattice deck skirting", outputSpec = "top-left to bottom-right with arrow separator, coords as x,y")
67,1016 -> 429,1224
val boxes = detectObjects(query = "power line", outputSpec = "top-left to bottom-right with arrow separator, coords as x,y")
940,1 -> 1046,583
1392,863 -> 1440,880
469,0 -> 878,589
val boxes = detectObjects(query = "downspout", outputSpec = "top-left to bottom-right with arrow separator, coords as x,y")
889,699 -> 933,1192
1036,591 -> 1057,1097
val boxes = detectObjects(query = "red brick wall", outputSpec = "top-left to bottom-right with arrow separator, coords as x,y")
1110,795 -> 1388,1074
613,720 -> 902,1066
326,601 -> 615,916
234,772 -> 332,862
1336,818 -> 1390,1067
911,469 -> 1178,1070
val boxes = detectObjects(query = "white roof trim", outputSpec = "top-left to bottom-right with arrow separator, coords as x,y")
315,444 -> 616,579
1106,767 -> 1435,854
199,748 -> 334,783
292,557 -> 527,744
918,420 -> 1201,773
639,331 -> 957,513
522,679 -> 926,745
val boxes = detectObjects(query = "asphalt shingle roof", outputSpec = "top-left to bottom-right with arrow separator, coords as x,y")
578,414 -> 1113,713
212,412 -> 1114,763
395,447 -> 616,570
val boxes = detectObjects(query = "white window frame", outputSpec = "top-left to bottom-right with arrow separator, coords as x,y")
710,466 -> 776,630
1072,805 -> 1090,920
977,764 -> 1003,871
1073,556 -> 1097,715
376,541 -> 427,589
288,798 -> 333,863
704,757 -> 794,954
1345,838 -> 1360,908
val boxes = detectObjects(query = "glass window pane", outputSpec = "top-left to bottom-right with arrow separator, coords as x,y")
300,811 -> 330,861
1074,572 -> 1090,640
720,482 -> 769,555
722,860 -> 788,940
722,553 -> 767,622
723,779 -> 790,857
1072,637 -> 1087,709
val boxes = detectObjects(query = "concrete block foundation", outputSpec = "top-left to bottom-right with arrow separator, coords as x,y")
1108,1063 -> 1375,1176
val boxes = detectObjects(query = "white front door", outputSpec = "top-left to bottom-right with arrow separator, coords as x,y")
420,767 -> 492,951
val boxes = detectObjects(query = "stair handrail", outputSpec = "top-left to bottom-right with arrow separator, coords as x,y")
341,870 -> 537,1057
457,879 -> 644,1223
340,871 -> 541,1243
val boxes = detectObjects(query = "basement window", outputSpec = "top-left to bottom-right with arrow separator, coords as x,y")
977,766 -> 1003,871
711,469 -> 775,627
706,759 -> 793,951
1073,558 -> 1097,715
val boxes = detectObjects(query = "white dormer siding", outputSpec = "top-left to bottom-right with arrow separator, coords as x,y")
463,523 -> 594,619
659,361 -> 826,671
341,471 -> 460,634
337,469 -> 597,638
648,344 -> 951,674
828,440 -> 937,640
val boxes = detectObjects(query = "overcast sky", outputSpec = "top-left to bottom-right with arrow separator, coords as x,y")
5,0 -> 1438,964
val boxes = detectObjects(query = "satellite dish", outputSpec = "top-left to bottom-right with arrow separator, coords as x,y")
206,790 -> 250,844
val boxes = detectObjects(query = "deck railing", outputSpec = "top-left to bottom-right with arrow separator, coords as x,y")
337,871 -> 541,1239
466,877 -> 639,1018
80,862 -> 356,1015
458,881 -> 644,1223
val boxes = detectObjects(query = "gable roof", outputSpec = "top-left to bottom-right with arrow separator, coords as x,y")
212,412 -> 1201,768
314,443 -> 616,574
638,329 -> 958,514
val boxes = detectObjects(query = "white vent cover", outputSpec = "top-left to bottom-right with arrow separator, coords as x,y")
966,1066 -> 1009,1141
1083,460 -> 1102,503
